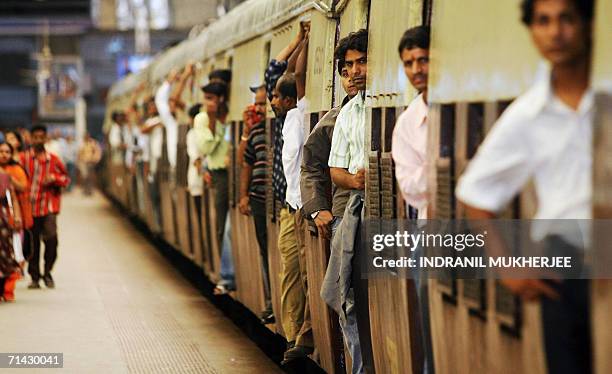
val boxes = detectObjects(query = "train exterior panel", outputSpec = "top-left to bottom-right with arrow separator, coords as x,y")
102,0 -> 612,373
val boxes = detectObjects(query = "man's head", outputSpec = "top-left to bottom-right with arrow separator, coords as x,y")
254,86 -> 267,116
188,104 -> 202,126
201,82 -> 227,118
398,26 -> 430,93
208,69 -> 232,85
521,0 -> 593,67
31,125 -> 47,151
339,65 -> 358,99
335,29 -> 368,91
271,74 -> 297,116
145,99 -> 157,117
112,111 -> 125,125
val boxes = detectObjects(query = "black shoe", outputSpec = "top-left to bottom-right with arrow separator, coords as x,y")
259,310 -> 275,325
28,281 -> 40,289
43,274 -> 55,289
282,345 -> 314,364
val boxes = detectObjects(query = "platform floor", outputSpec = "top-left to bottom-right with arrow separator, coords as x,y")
0,192 -> 281,374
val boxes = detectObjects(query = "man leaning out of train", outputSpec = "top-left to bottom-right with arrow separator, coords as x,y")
300,38 -> 360,373
278,28 -> 316,364
323,29 -> 370,374
265,22 -> 313,364
193,82 -> 236,293
456,1 -> 595,373
391,25 -> 436,374
237,84 -> 275,325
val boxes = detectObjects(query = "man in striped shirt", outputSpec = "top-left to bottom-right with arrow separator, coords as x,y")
238,85 -> 274,323
20,125 -> 70,289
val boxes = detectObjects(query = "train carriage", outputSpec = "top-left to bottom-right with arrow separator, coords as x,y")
103,0 -> 611,373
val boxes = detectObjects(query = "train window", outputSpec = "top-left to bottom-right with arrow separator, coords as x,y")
439,104 -> 455,158
463,279 -> 487,320
371,107 -> 382,152
495,281 -> 522,338
309,112 -> 319,132
423,0 -> 434,26
466,103 -> 484,159
383,107 -> 396,153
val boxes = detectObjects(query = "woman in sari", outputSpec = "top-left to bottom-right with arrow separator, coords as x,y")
0,142 -> 27,301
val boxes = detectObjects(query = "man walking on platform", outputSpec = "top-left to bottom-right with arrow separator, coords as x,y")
20,125 -> 70,289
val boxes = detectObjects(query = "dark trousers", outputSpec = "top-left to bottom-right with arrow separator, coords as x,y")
26,215 -> 58,281
251,199 -> 271,312
210,169 -> 228,249
541,279 -> 592,374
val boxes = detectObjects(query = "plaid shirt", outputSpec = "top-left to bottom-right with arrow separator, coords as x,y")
20,149 -> 70,217
264,59 -> 289,205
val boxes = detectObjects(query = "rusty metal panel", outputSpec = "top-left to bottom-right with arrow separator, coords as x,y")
228,38 -> 266,122
428,0 -> 540,103
304,10 -> 336,113
367,0 -> 423,108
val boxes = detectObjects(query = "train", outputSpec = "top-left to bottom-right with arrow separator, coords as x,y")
101,0 -> 611,373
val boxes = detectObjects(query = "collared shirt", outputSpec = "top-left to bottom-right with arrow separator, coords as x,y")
282,98 -> 307,210
456,74 -> 594,243
301,104 -> 351,218
20,149 -> 70,217
193,111 -> 229,170
264,59 -> 289,204
392,93 -> 429,219
144,117 -> 164,175
155,81 -> 179,169
328,93 -> 366,174
186,128 -> 203,196
244,120 -> 267,204
108,122 -> 124,165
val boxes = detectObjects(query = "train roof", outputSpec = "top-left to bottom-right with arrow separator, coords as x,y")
109,0 -> 335,100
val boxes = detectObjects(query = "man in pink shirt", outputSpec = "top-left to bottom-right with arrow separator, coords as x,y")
391,26 -> 430,219
391,26 -> 434,374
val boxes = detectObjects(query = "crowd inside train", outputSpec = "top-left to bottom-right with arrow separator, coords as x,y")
0,126 -> 102,303
106,0 -> 595,372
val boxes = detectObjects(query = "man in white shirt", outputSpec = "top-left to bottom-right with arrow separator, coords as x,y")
456,1 -> 594,373
155,71 -> 179,170
278,34 -> 314,362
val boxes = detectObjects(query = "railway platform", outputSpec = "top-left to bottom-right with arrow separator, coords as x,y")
0,192 -> 281,374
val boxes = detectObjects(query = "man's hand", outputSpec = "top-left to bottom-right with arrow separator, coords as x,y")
501,279 -> 560,302
43,175 -> 56,186
352,168 -> 366,190
203,171 -> 212,186
13,218 -> 22,231
314,210 -> 334,240
238,196 -> 251,216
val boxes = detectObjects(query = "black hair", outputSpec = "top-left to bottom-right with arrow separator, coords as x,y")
208,69 -> 232,84
521,0 -> 594,25
276,74 -> 297,100
336,58 -> 346,75
398,26 -> 431,55
334,29 -> 368,64
201,82 -> 228,99
188,104 -> 202,119
0,141 -> 19,166
5,130 -> 23,151
31,125 -> 47,134
111,110 -> 122,122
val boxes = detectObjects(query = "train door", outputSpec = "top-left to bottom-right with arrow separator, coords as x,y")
426,1 -> 549,373
365,1 -> 430,372
301,8 -> 345,374
226,36 -> 270,318
592,1 -> 612,373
